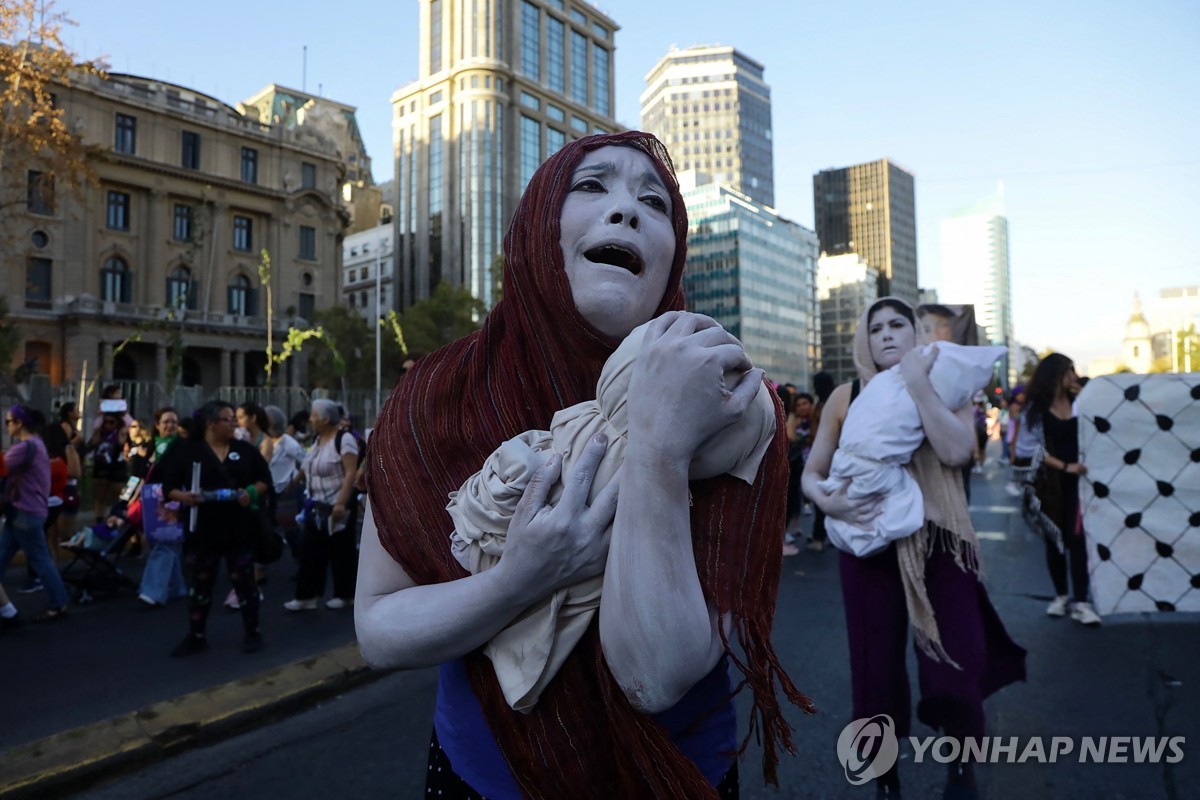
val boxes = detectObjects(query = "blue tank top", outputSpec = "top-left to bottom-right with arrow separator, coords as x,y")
433,655 -> 737,798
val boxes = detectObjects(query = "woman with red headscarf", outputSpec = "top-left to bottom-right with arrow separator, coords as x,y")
357,133 -> 810,799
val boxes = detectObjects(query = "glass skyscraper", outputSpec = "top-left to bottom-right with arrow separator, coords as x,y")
392,0 -> 618,311
681,177 -> 818,387
813,158 -> 918,306
641,45 -> 775,208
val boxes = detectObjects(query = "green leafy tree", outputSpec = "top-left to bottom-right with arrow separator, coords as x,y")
306,305 -> 371,391
1,1 -> 105,223
397,281 -> 487,357
0,295 -> 19,374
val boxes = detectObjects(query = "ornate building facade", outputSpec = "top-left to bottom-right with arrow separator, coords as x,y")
5,71 -> 353,390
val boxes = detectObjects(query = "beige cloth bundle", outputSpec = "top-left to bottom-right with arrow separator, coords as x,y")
446,319 -> 776,711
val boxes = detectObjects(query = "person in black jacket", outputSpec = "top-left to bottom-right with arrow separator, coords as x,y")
165,401 -> 271,656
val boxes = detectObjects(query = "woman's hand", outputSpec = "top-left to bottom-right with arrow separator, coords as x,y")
236,489 -> 252,508
1065,462 -> 1088,476
497,434 -> 620,601
818,480 -> 882,530
175,491 -> 203,507
627,312 -> 763,464
331,502 -> 347,526
900,342 -> 937,389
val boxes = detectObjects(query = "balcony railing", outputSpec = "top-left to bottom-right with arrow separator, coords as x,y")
61,296 -> 300,333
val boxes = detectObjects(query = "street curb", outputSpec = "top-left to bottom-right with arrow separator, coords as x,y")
0,642 -> 381,800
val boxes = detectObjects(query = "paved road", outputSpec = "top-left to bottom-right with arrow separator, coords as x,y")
1,553 -> 358,751
46,453 -> 1200,798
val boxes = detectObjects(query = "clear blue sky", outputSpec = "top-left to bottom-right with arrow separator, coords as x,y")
61,0 -> 1200,372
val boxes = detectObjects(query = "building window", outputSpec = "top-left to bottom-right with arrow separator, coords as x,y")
520,1 -> 540,79
520,115 -> 540,190
592,22 -> 608,39
166,265 -> 197,310
173,204 -> 193,241
106,191 -> 130,231
101,256 -> 131,303
571,31 -> 588,105
25,257 -> 52,305
227,274 -> 256,316
547,127 -> 565,158
301,162 -> 316,189
114,113 -> 137,154
592,46 -> 609,117
26,170 -> 54,215
181,130 -> 201,169
233,215 -> 253,251
430,0 -> 443,73
571,116 -> 587,132
300,225 -> 317,260
298,292 -> 315,321
240,147 -> 258,184
428,114 -> 444,216
547,16 -> 565,94
520,91 -> 540,110
547,103 -> 565,122
569,9 -> 586,25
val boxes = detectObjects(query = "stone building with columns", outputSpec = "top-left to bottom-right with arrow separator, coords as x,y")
4,70 -> 352,392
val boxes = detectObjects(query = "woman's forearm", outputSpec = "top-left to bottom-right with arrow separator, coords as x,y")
598,442 -> 722,713
355,515 -> 541,670
907,379 -> 975,466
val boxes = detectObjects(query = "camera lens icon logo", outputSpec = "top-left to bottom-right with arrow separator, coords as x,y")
836,714 -> 899,785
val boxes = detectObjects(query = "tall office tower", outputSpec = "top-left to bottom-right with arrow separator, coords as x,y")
817,254 -> 879,385
392,0 -> 619,311
813,158 -> 918,305
680,173 -> 818,387
940,189 -> 1014,379
640,45 -> 774,207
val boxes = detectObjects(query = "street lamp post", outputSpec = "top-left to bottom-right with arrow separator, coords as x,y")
375,236 -> 388,422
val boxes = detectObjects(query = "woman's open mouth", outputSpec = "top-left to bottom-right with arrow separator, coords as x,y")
584,245 -> 644,275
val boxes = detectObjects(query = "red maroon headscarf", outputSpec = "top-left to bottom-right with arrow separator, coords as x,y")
367,131 -> 812,799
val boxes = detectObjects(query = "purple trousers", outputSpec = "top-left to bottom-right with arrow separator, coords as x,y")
839,544 -> 1026,739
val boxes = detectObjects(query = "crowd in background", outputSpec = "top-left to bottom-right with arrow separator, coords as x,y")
0,385 -> 370,653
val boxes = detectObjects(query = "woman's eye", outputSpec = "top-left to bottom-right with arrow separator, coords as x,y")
571,178 -> 604,192
641,194 -> 667,212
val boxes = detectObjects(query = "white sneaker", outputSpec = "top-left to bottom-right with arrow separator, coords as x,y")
283,598 -> 319,612
224,588 -> 240,611
1004,482 -> 1022,497
325,597 -> 353,609
1070,601 -> 1102,627
1046,595 -> 1070,617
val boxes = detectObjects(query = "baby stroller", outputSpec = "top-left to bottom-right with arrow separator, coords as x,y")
60,475 -> 142,603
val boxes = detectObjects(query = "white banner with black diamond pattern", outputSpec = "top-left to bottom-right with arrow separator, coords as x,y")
1078,373 -> 1200,616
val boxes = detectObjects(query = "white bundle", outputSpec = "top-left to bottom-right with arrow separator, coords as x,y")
820,342 -> 1007,557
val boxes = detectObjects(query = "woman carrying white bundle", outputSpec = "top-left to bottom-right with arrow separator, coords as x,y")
818,341 -> 1007,557
445,315 -> 776,712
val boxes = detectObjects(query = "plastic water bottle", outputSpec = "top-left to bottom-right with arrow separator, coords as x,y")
202,488 -> 238,502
